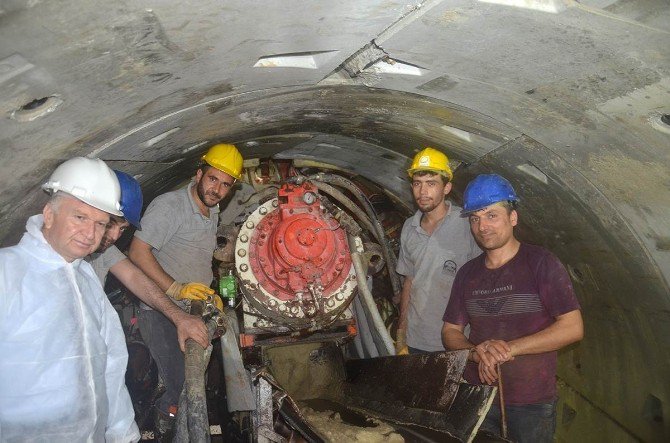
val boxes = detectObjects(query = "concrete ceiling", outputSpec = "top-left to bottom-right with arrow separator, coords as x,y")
1,0 -> 668,440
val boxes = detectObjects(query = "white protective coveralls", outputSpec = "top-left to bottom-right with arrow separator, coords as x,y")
0,215 -> 140,442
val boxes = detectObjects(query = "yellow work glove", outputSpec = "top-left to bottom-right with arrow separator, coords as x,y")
166,281 -> 214,301
210,294 -> 224,313
395,328 -> 409,355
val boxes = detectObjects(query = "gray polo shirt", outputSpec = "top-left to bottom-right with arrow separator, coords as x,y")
396,202 -> 481,351
135,181 -> 220,310
88,245 -> 127,285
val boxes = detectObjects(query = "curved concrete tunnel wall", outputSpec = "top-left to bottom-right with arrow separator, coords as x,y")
1,0 -> 669,441
2,85 -> 668,440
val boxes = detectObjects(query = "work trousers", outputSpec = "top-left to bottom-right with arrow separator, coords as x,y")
138,309 -> 184,415
479,400 -> 557,443
407,346 -> 431,354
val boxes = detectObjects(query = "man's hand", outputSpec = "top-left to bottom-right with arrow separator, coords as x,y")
174,311 -> 209,352
395,328 -> 409,355
167,281 -> 215,301
472,339 -> 512,384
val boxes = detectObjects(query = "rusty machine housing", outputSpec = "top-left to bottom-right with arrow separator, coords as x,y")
235,181 -> 358,343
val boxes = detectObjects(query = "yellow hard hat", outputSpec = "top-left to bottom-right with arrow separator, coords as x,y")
407,147 -> 453,181
201,143 -> 243,180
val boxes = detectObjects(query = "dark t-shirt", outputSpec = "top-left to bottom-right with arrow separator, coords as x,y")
443,243 -> 580,405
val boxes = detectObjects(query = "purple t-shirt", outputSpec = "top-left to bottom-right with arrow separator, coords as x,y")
443,243 -> 580,405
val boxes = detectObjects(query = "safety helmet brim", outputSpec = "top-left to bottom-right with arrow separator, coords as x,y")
42,157 -> 123,216
201,143 -> 243,180
461,174 -> 519,214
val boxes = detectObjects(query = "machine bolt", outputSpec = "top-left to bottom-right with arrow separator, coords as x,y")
246,221 -> 255,229
240,234 -> 248,243
335,293 -> 344,301
238,249 -> 247,257
326,298 -> 335,308
272,200 -> 279,208
259,206 -> 268,215
240,263 -> 249,272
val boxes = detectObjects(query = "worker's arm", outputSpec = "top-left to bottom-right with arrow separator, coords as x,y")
441,322 -> 471,351
442,322 -> 509,365
128,237 -> 175,292
129,236 -> 214,302
397,276 -> 412,331
109,258 -> 209,351
467,310 -> 583,385
395,276 -> 413,353
442,322 -> 511,385
509,309 -> 583,357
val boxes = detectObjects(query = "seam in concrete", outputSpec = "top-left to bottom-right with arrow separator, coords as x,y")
571,1 -> 670,35
323,0 -> 445,81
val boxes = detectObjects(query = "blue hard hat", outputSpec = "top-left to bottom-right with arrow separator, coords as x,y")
462,174 -> 519,213
114,170 -> 143,229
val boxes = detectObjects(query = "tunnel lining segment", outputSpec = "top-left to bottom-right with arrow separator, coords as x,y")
456,134 -> 669,441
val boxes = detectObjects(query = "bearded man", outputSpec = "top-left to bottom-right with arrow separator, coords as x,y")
128,144 -> 242,436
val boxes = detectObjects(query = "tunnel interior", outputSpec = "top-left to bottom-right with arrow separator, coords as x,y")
1,1 -> 669,441
67,84 -> 667,441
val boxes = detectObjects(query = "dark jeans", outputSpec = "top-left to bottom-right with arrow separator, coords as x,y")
479,400 -> 557,443
138,309 -> 184,415
408,346 -> 431,355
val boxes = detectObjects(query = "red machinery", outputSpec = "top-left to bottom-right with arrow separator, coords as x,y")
235,181 -> 358,337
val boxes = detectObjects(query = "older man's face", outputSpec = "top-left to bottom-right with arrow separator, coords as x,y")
43,195 -> 110,262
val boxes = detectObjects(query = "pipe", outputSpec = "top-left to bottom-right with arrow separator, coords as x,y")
311,181 -> 377,236
220,309 -> 255,412
174,301 -> 216,443
308,173 -> 402,298
348,234 -> 396,356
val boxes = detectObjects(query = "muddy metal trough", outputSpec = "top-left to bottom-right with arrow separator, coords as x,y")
253,349 -> 498,443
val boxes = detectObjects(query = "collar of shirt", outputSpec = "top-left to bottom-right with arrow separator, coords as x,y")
410,200 -> 453,234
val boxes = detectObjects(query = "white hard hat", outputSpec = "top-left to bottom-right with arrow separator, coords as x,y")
42,157 -> 123,216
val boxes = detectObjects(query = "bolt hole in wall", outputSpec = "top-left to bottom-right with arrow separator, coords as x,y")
22,97 -> 49,110
10,95 -> 63,122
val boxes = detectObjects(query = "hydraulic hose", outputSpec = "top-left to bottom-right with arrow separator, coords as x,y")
174,301 -> 216,443
348,234 -> 396,356
310,181 -> 377,236
306,173 -> 401,298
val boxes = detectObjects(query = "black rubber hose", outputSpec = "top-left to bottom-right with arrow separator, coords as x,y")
307,173 -> 401,297
174,301 -> 216,443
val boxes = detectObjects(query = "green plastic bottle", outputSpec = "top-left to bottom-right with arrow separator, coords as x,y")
219,271 -> 237,307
